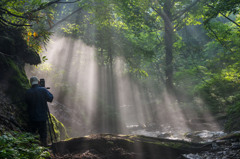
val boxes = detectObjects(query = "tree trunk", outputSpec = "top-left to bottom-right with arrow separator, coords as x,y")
107,48 -> 119,133
163,1 -> 174,95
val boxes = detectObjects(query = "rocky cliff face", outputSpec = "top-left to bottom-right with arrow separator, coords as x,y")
0,24 -> 41,133
0,25 -> 68,140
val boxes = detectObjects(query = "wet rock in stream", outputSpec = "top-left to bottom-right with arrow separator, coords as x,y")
184,130 -> 227,143
183,138 -> 240,159
128,125 -> 240,159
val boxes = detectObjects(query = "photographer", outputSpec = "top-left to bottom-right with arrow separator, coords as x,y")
25,76 -> 53,146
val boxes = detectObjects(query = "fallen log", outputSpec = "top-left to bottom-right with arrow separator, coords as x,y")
51,134 -> 212,159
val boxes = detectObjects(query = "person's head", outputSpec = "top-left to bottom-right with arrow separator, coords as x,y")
30,76 -> 39,86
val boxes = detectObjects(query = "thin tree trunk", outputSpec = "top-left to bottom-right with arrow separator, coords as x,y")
163,1 -> 174,95
108,48 -> 118,133
164,24 -> 174,94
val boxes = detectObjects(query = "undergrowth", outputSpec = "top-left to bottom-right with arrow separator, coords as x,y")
0,131 -> 50,159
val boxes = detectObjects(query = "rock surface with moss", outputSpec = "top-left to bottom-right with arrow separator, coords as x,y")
0,24 -> 68,143
51,134 -> 211,159
0,25 -> 38,131
49,114 -> 69,142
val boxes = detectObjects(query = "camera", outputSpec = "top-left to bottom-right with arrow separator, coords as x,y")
39,79 -> 45,87
39,78 -> 50,89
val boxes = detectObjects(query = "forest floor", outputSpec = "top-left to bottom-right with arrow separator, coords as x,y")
49,133 -> 240,159
49,134 -> 211,159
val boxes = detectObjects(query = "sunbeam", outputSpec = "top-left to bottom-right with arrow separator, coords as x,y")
2,0 -> 240,158
25,34 -> 222,143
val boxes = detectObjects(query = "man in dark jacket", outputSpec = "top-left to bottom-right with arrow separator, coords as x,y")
25,76 -> 53,146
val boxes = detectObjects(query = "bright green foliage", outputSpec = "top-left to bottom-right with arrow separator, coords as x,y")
0,131 -> 50,159
58,4 -> 156,69
225,102 -> 240,132
196,76 -> 239,113
204,0 -> 240,24
0,0 -> 54,55
196,5 -> 240,114
205,21 -> 240,56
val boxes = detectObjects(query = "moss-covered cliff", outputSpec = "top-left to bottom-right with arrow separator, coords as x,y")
0,24 -> 68,141
0,24 -> 40,131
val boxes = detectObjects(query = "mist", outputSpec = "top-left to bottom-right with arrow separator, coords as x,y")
25,35 -> 220,138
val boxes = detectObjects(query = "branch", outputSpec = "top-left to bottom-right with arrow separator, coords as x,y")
173,0 -> 202,21
152,6 -> 174,33
0,51 -> 15,57
0,8 -> 28,19
0,19 -> 7,26
0,17 -> 32,27
0,0 -> 82,28
174,21 -> 182,30
25,0 -> 61,14
26,0 -> 81,14
0,0 -> 81,21
57,0 -> 81,3
207,25 -> 234,54
220,12 -> 240,28
174,14 -> 188,30
206,4 -> 240,28
157,34 -> 162,42
48,6 -> 85,30
151,6 -> 164,17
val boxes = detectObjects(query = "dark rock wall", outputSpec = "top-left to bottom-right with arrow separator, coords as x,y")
0,24 -> 41,133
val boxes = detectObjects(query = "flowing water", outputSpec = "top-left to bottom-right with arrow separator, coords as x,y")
128,125 -> 240,159
127,124 -> 226,142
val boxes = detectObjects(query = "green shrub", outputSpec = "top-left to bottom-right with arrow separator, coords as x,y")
174,67 -> 207,101
225,102 -> 240,132
195,71 -> 240,131
0,131 -> 50,159
196,76 -> 240,114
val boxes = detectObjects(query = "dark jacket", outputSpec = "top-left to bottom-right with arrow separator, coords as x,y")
25,85 -> 53,121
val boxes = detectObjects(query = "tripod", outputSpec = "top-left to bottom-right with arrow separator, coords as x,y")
46,104 -> 57,144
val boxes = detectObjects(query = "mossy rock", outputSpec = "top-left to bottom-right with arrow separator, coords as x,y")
0,24 -> 42,130
48,114 -> 69,142
3,58 -> 29,99
219,132 -> 240,140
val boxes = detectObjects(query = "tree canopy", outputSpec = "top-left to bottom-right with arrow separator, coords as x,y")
1,0 -> 240,133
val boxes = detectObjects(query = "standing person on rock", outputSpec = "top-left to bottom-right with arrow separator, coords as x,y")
25,76 -> 53,146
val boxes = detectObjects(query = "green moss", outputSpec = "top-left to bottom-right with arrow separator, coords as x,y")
219,132 -> 240,140
49,114 -> 69,141
0,58 -> 30,128
138,138 -> 182,148
154,141 -> 188,149
124,139 -> 135,143
5,58 -> 30,100
64,137 -> 74,141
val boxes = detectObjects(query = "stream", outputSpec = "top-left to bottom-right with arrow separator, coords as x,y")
127,124 -> 240,159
